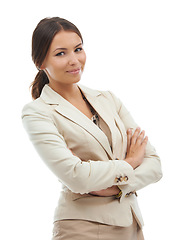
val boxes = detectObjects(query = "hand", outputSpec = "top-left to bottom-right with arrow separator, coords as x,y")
89,185 -> 120,197
125,127 -> 148,169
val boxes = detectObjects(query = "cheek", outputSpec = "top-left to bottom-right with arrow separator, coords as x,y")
47,59 -> 66,76
81,52 -> 86,68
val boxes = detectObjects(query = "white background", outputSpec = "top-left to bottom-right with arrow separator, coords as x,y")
1,0 -> 179,239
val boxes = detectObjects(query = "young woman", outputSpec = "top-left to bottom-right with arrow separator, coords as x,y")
22,17 -> 162,240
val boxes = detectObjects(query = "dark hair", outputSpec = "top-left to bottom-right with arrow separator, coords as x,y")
31,17 -> 83,99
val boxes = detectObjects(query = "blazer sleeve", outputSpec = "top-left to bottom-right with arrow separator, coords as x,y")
107,91 -> 163,197
22,102 -> 135,195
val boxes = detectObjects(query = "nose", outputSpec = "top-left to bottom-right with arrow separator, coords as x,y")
68,52 -> 79,65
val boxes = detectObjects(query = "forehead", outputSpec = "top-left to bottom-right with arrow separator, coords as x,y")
49,31 -> 82,51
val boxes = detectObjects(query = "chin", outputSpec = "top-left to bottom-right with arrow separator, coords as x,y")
70,76 -> 81,84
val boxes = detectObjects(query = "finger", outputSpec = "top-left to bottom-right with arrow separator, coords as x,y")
68,148 -> 77,156
127,128 -> 132,151
142,136 -> 148,146
136,130 -> 145,145
131,127 -> 141,145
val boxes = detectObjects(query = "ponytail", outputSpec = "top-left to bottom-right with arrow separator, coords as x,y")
31,70 -> 49,100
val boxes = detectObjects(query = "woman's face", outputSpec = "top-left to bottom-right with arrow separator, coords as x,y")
42,30 -> 86,87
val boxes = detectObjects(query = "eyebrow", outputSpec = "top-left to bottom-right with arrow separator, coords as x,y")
53,43 -> 82,52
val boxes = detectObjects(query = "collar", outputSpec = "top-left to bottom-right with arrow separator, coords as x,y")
40,84 -> 101,105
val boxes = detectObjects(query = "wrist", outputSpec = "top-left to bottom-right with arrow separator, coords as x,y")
125,157 -> 138,169
125,157 -> 133,165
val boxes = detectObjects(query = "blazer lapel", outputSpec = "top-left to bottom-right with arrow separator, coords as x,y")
80,86 -> 127,160
79,85 -> 121,153
81,91 -> 117,153
40,84 -> 113,159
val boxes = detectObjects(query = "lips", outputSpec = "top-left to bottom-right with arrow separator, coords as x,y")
67,68 -> 81,74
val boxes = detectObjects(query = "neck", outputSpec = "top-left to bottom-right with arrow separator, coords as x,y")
48,82 -> 82,102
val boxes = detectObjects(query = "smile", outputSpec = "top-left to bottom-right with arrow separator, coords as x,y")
67,68 -> 81,75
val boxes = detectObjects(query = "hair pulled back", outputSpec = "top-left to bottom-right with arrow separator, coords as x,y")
31,17 -> 83,99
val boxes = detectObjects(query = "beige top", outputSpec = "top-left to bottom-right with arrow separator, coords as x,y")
92,113 -> 112,150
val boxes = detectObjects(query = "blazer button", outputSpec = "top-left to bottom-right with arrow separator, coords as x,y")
115,176 -> 123,183
125,191 -> 137,197
123,176 -> 128,182
126,192 -> 133,197
118,176 -> 123,182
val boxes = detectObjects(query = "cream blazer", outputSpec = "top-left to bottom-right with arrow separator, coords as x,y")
22,84 -> 162,227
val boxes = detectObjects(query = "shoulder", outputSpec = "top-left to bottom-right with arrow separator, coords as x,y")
79,84 -> 123,111
21,97 -> 50,118
79,84 -> 119,99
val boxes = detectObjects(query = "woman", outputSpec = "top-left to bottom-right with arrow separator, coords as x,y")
22,17 -> 162,240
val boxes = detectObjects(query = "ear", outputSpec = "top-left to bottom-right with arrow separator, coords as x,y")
40,63 -> 46,70
36,64 -> 45,71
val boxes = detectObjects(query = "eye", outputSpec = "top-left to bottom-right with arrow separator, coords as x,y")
75,47 -> 83,53
55,51 -> 65,56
